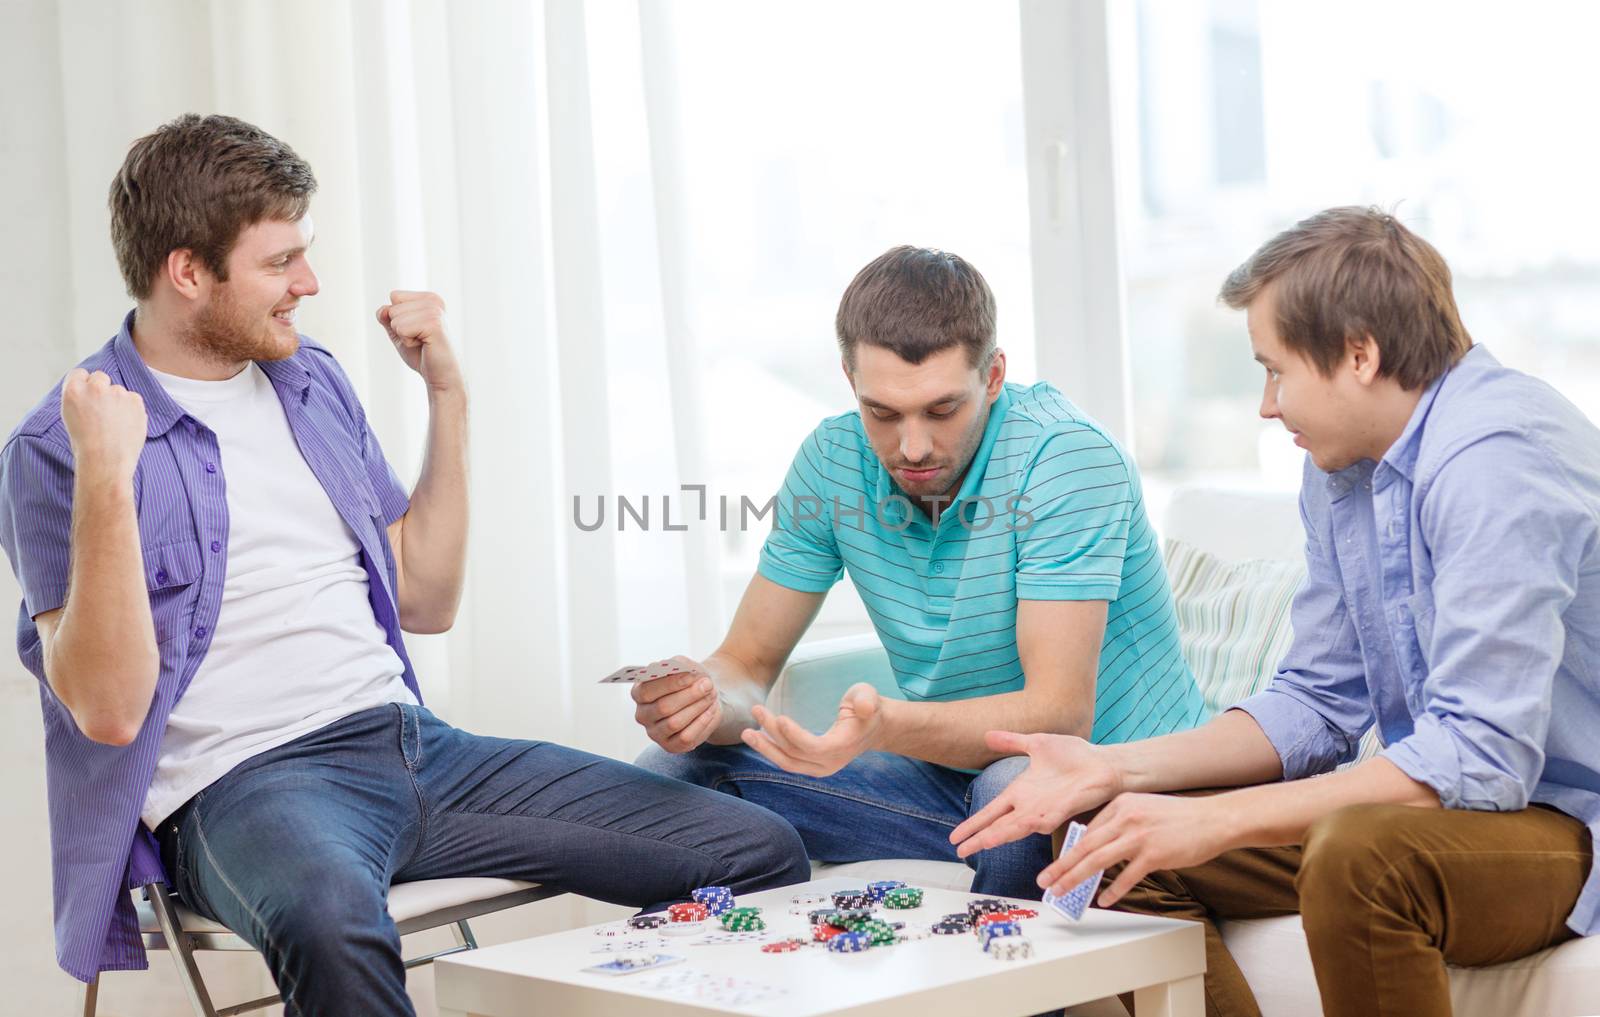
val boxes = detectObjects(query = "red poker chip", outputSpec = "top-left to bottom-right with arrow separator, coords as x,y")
811,922 -> 848,942
668,902 -> 710,922
1005,908 -> 1039,920
974,913 -> 1014,928
761,938 -> 808,953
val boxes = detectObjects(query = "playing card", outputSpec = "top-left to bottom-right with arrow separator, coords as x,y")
599,656 -> 709,684
582,952 -> 685,976
589,938 -> 664,953
1042,820 -> 1103,921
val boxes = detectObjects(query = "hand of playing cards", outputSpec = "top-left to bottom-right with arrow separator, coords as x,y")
1042,821 -> 1104,922
601,655 -> 711,684
623,655 -> 723,754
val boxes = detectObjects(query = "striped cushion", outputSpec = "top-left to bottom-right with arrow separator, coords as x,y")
1163,538 -> 1305,715
1163,538 -> 1380,763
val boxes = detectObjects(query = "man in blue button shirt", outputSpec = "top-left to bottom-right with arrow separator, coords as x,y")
952,207 -> 1599,1017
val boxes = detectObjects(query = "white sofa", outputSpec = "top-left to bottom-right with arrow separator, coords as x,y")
767,487 -> 1600,1017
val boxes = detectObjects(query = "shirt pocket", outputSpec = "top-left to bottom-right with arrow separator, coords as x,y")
143,540 -> 203,645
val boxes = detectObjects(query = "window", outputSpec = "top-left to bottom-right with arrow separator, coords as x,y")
1114,0 -> 1600,498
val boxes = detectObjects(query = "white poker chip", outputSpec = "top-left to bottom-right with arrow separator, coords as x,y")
660,919 -> 708,936
610,951 -> 662,969
988,936 -> 1034,960
592,923 -> 633,938
895,928 -> 932,942
789,892 -> 830,907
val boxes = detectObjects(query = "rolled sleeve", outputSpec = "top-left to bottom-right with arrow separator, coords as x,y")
1380,431 -> 1586,812
0,432 -> 76,619
1014,427 -> 1133,602
1229,686 -> 1353,781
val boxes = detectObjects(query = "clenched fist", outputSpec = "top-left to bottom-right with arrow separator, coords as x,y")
60,369 -> 147,482
376,290 -> 463,393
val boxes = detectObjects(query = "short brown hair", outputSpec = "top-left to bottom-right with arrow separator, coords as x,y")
1219,206 -> 1471,390
109,114 -> 317,300
836,246 -> 997,372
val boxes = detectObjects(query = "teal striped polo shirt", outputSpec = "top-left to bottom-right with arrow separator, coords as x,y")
759,381 -> 1209,744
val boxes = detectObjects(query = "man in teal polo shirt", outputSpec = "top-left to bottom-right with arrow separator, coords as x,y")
633,246 -> 1207,898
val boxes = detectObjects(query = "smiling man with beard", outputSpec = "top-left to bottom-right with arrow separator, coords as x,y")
632,246 -> 1209,902
0,114 -> 808,1013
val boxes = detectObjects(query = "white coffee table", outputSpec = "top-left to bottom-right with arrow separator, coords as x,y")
435,876 -> 1204,1016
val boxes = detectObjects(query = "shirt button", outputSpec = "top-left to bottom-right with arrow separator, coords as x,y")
154,569 -> 168,585
210,540 -> 222,553
194,626 -> 207,639
205,462 -> 217,474
933,562 -> 945,574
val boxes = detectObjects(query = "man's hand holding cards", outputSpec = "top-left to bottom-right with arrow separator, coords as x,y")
622,655 -> 723,754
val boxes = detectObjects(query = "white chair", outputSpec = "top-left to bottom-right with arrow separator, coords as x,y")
82,877 -> 559,1017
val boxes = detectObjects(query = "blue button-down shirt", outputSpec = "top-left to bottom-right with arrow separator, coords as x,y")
0,312 -> 418,981
1235,345 -> 1600,936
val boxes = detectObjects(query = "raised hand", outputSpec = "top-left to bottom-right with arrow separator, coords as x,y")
948,730 -> 1123,858
632,655 -> 722,753
59,369 -> 147,482
377,290 -> 462,393
740,682 -> 884,778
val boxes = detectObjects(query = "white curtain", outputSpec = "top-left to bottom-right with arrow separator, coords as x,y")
2,0 -> 725,1011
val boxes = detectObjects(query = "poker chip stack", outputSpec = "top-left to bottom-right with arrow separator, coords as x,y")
866,879 -> 906,903
967,898 -> 1010,921
667,902 -> 709,923
932,912 -> 973,935
973,912 -> 1016,933
988,936 -> 1033,961
692,885 -> 736,917
626,914 -> 668,930
827,930 -> 873,953
857,919 -> 897,946
830,907 -> 874,926
812,922 -> 847,943
882,886 -> 924,909
831,888 -> 873,910
719,906 -> 766,932
976,920 -> 1024,948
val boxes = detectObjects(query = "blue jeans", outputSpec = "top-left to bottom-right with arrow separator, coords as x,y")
635,743 -> 1052,901
156,703 -> 810,1017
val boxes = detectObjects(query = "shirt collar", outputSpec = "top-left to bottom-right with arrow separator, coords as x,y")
1377,345 -> 1478,484
112,309 -> 314,438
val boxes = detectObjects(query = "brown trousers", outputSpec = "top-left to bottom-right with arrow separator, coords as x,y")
1090,798 -> 1590,1017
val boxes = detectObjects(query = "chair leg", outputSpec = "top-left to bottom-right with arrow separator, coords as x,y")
147,883 -> 221,1017
81,975 -> 98,1017
451,919 -> 479,950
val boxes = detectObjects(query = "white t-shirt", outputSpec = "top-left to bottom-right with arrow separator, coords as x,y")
141,362 -> 415,830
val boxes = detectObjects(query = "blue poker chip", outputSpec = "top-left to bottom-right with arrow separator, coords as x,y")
827,930 -> 872,953
866,879 -> 906,901
692,886 -> 735,915
978,921 -> 1024,945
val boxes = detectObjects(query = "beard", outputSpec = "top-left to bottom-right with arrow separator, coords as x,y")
179,284 -> 299,366
888,399 -> 992,506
